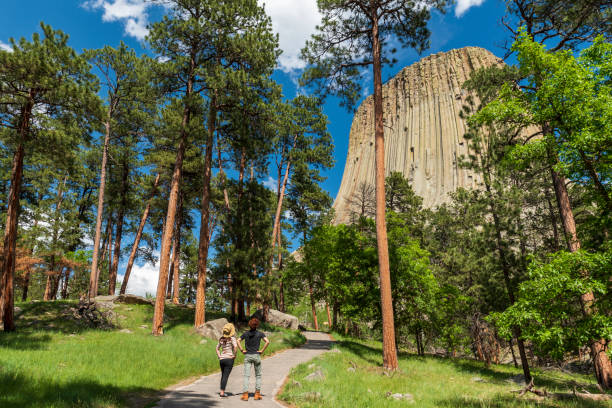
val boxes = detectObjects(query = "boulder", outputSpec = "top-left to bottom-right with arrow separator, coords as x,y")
195,317 -> 228,339
305,369 -> 325,382
251,309 -> 299,330
117,294 -> 154,305
94,294 -> 154,306
386,392 -> 414,402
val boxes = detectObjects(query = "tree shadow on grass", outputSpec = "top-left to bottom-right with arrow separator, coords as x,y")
0,370 -> 160,408
338,340 -> 383,366
0,331 -> 53,350
445,358 -> 601,393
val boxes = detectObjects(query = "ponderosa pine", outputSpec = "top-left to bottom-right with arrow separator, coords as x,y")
300,0 -> 449,370
0,24 -> 99,329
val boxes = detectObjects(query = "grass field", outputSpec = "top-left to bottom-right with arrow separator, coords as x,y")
0,300 -> 305,408
279,335 -> 611,408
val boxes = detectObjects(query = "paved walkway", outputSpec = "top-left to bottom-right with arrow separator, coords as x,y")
154,331 -> 333,408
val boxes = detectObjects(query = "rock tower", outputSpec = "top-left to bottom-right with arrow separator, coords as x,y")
332,46 -> 503,224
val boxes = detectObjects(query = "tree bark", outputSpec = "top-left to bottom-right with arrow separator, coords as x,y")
1,97 -> 33,331
89,110 -> 113,299
279,280 -> 285,313
371,4 -> 398,370
194,94 -> 216,328
270,137 -> 296,258
550,165 -> 612,389
120,174 -> 160,294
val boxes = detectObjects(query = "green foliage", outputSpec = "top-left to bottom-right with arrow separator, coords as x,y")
491,250 -> 612,360
300,0 -> 448,109
473,32 -> 612,218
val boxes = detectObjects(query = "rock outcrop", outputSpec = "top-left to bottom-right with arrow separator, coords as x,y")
333,47 -> 503,224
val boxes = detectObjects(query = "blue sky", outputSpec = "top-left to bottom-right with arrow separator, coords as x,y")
0,0 -> 516,295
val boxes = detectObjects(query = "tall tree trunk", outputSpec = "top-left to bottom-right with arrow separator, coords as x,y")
194,94 -> 215,328
270,138 -> 296,257
120,174 -> 160,294
326,302 -> 332,329
371,7 -> 398,370
109,160 -> 129,295
1,101 -> 32,331
550,165 -> 612,389
279,280 -> 285,313
89,109 -> 114,299
308,280 -> 319,331
152,59 -> 194,335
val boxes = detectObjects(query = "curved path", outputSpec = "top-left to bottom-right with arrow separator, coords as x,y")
154,331 -> 333,408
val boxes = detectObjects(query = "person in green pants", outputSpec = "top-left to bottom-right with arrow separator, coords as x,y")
238,317 -> 270,401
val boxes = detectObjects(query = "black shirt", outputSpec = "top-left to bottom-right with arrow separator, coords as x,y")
240,330 -> 266,354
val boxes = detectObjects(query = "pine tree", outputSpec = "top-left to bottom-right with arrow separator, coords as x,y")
300,0 -> 449,370
0,24 -> 100,330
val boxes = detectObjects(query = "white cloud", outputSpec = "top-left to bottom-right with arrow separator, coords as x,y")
118,254 -> 160,297
258,0 -> 321,72
0,41 -> 12,52
455,0 -> 486,17
263,176 -> 278,191
82,0 -> 150,40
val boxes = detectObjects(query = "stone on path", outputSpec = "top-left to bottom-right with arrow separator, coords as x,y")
119,329 -> 133,334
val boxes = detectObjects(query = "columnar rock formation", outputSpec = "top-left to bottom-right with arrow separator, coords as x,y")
332,47 -> 503,224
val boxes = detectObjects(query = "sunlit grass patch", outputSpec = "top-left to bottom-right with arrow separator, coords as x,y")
279,335 -> 609,408
0,301 -> 305,408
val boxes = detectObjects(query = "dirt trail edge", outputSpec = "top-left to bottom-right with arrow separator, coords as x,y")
154,331 -> 334,408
